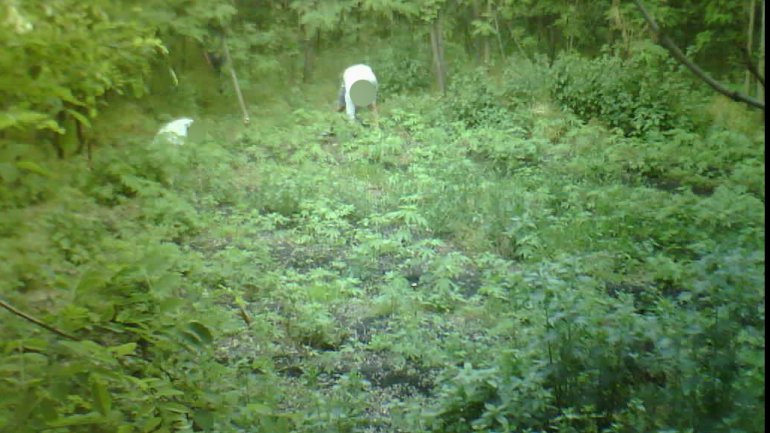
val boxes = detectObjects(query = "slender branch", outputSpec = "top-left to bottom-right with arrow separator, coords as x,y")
631,0 -> 765,110
0,298 -> 79,341
740,46 -> 766,88
222,41 -> 251,126
237,306 -> 252,327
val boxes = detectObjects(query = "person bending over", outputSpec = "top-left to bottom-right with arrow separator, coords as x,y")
336,64 -> 379,125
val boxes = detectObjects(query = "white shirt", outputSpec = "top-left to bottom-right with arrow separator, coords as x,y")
342,64 -> 378,120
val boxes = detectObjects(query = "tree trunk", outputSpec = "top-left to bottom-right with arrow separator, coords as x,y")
302,27 -> 317,83
492,8 -> 506,59
430,12 -> 447,95
611,0 -> 630,56
52,139 -> 64,159
547,21 -> 557,62
73,114 -> 91,165
757,0 -> 765,102
53,111 -> 67,159
483,0 -> 492,64
86,133 -> 92,167
746,0 -> 756,94
472,0 -> 482,62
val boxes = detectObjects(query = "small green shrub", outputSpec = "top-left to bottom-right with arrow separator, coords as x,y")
443,56 -> 553,129
460,126 -> 546,175
443,67 -> 512,127
550,45 -> 703,136
370,38 -> 432,98
499,54 -> 553,103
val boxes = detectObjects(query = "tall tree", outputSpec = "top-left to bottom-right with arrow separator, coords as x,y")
757,0 -> 765,102
430,10 -> 448,94
745,0 -> 756,94
412,0 -> 449,94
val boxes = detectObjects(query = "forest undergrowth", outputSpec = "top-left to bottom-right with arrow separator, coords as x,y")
0,54 -> 765,433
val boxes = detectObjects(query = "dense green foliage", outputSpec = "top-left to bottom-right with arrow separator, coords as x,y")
0,0 -> 765,432
551,46 -> 700,136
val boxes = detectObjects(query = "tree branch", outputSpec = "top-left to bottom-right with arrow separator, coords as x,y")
631,0 -> 765,110
0,298 -> 79,341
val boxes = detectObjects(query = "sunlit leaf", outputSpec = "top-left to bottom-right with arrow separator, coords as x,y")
15,160 -> 52,177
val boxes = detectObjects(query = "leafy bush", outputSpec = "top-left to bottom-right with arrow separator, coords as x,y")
0,1 -> 166,151
369,37 -> 432,98
425,250 -> 764,433
459,125 -> 547,175
0,125 -> 255,432
443,56 -> 553,129
550,45 -> 703,136
443,67 -> 513,127
499,54 -> 554,103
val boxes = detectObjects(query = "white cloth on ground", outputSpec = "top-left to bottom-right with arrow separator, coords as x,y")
155,118 -> 194,145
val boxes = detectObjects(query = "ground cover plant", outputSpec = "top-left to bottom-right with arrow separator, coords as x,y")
0,1 -> 765,432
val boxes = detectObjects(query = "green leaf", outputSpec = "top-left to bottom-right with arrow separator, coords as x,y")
141,417 -> 162,433
179,331 -> 203,348
109,342 -> 137,357
90,374 -> 113,415
193,409 -> 215,430
185,321 -> 214,345
246,403 -> 274,416
58,340 -> 116,365
47,412 -> 105,427
0,110 -> 49,130
118,425 -> 134,433
76,266 -> 121,294
15,160 -> 52,177
159,402 -> 189,414
21,338 -> 50,352
152,387 -> 185,398
65,108 -> 92,129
